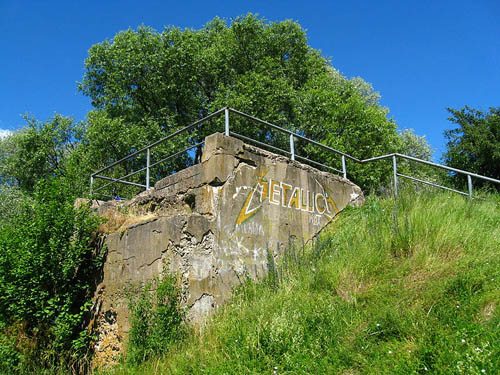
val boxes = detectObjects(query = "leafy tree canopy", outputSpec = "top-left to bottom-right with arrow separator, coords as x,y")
79,14 -> 400,190
444,105 -> 500,190
0,114 -> 82,193
394,128 -> 444,185
398,129 -> 433,161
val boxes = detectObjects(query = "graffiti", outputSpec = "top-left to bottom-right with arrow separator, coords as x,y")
236,169 -> 339,225
309,214 -> 322,226
216,235 -> 265,262
235,222 -> 265,236
235,169 -> 268,225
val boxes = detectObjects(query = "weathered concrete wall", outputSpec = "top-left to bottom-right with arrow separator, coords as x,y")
90,133 -> 364,364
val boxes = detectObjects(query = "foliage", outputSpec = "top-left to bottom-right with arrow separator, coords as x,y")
72,110 -> 190,199
398,128 -> 433,161
0,132 -> 16,186
79,14 -> 399,191
0,185 -> 29,226
0,111 -> 149,199
106,190 -> 500,374
394,128 -> 446,187
444,106 -> 500,190
0,114 -> 83,193
0,178 -> 103,373
127,272 -> 185,364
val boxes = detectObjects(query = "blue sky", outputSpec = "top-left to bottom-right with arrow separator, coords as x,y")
1,0 -> 499,160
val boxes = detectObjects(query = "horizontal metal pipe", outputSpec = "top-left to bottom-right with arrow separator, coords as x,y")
229,108 -> 498,186
228,108 -> 295,135
397,173 -> 469,196
90,106 -> 500,196
149,141 -> 204,169
232,131 -> 342,173
228,108 -> 360,162
147,109 -> 223,150
92,166 -> 148,193
92,183 -> 112,194
93,175 -> 147,189
395,153 -> 500,184
363,153 -> 500,186
230,131 -> 292,155
92,180 -> 116,194
295,155 -> 343,174
92,108 -> 226,176
292,133 -> 360,162
361,153 -> 396,163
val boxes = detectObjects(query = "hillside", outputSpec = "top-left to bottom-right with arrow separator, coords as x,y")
105,190 -> 499,375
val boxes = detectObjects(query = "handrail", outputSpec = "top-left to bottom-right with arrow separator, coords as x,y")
396,173 -> 469,196
90,107 -> 500,199
394,153 -> 500,184
228,108 -> 360,162
229,131 -> 292,156
91,107 -> 226,177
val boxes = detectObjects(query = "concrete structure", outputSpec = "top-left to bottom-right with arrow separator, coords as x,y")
89,133 -> 364,364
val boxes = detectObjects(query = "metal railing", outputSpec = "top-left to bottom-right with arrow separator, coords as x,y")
90,107 -> 500,199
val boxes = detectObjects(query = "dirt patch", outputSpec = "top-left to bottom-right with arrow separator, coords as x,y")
98,209 -> 158,234
336,270 -> 369,303
91,309 -> 123,370
478,300 -> 496,323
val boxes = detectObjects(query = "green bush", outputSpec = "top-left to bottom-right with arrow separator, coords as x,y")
0,186 -> 29,226
127,272 -> 185,364
0,178 -> 103,373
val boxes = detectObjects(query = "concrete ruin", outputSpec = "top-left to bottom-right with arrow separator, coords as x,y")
89,133 -> 364,364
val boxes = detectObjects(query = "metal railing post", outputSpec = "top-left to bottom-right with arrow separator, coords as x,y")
146,148 -> 150,190
89,107 -> 500,199
290,134 -> 295,161
467,174 -> 473,200
393,155 -> 398,198
225,108 -> 230,136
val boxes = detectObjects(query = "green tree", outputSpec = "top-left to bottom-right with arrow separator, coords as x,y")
443,106 -> 500,190
0,114 -> 82,193
79,14 -> 400,191
69,110 -> 188,198
395,129 -> 444,185
0,186 -> 28,226
398,128 -> 432,161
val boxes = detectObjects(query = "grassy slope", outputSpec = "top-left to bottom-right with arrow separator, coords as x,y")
108,190 -> 500,375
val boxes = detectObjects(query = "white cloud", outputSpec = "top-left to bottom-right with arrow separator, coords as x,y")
0,129 -> 12,139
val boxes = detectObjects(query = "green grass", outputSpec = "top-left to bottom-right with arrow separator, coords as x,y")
104,189 -> 500,375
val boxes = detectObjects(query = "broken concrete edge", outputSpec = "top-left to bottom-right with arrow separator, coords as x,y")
82,132 -> 364,367
81,132 -> 362,221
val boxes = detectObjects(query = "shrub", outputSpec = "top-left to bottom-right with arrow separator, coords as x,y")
0,177 -> 103,373
127,272 -> 185,364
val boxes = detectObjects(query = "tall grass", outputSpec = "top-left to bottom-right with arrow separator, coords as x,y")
105,189 -> 500,375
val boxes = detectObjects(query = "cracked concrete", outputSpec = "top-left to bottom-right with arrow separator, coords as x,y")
89,132 -> 364,365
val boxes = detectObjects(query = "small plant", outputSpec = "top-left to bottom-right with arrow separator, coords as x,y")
127,271 -> 185,364
266,244 -> 280,290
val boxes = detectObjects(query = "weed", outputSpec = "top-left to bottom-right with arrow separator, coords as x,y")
126,271 -> 185,364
